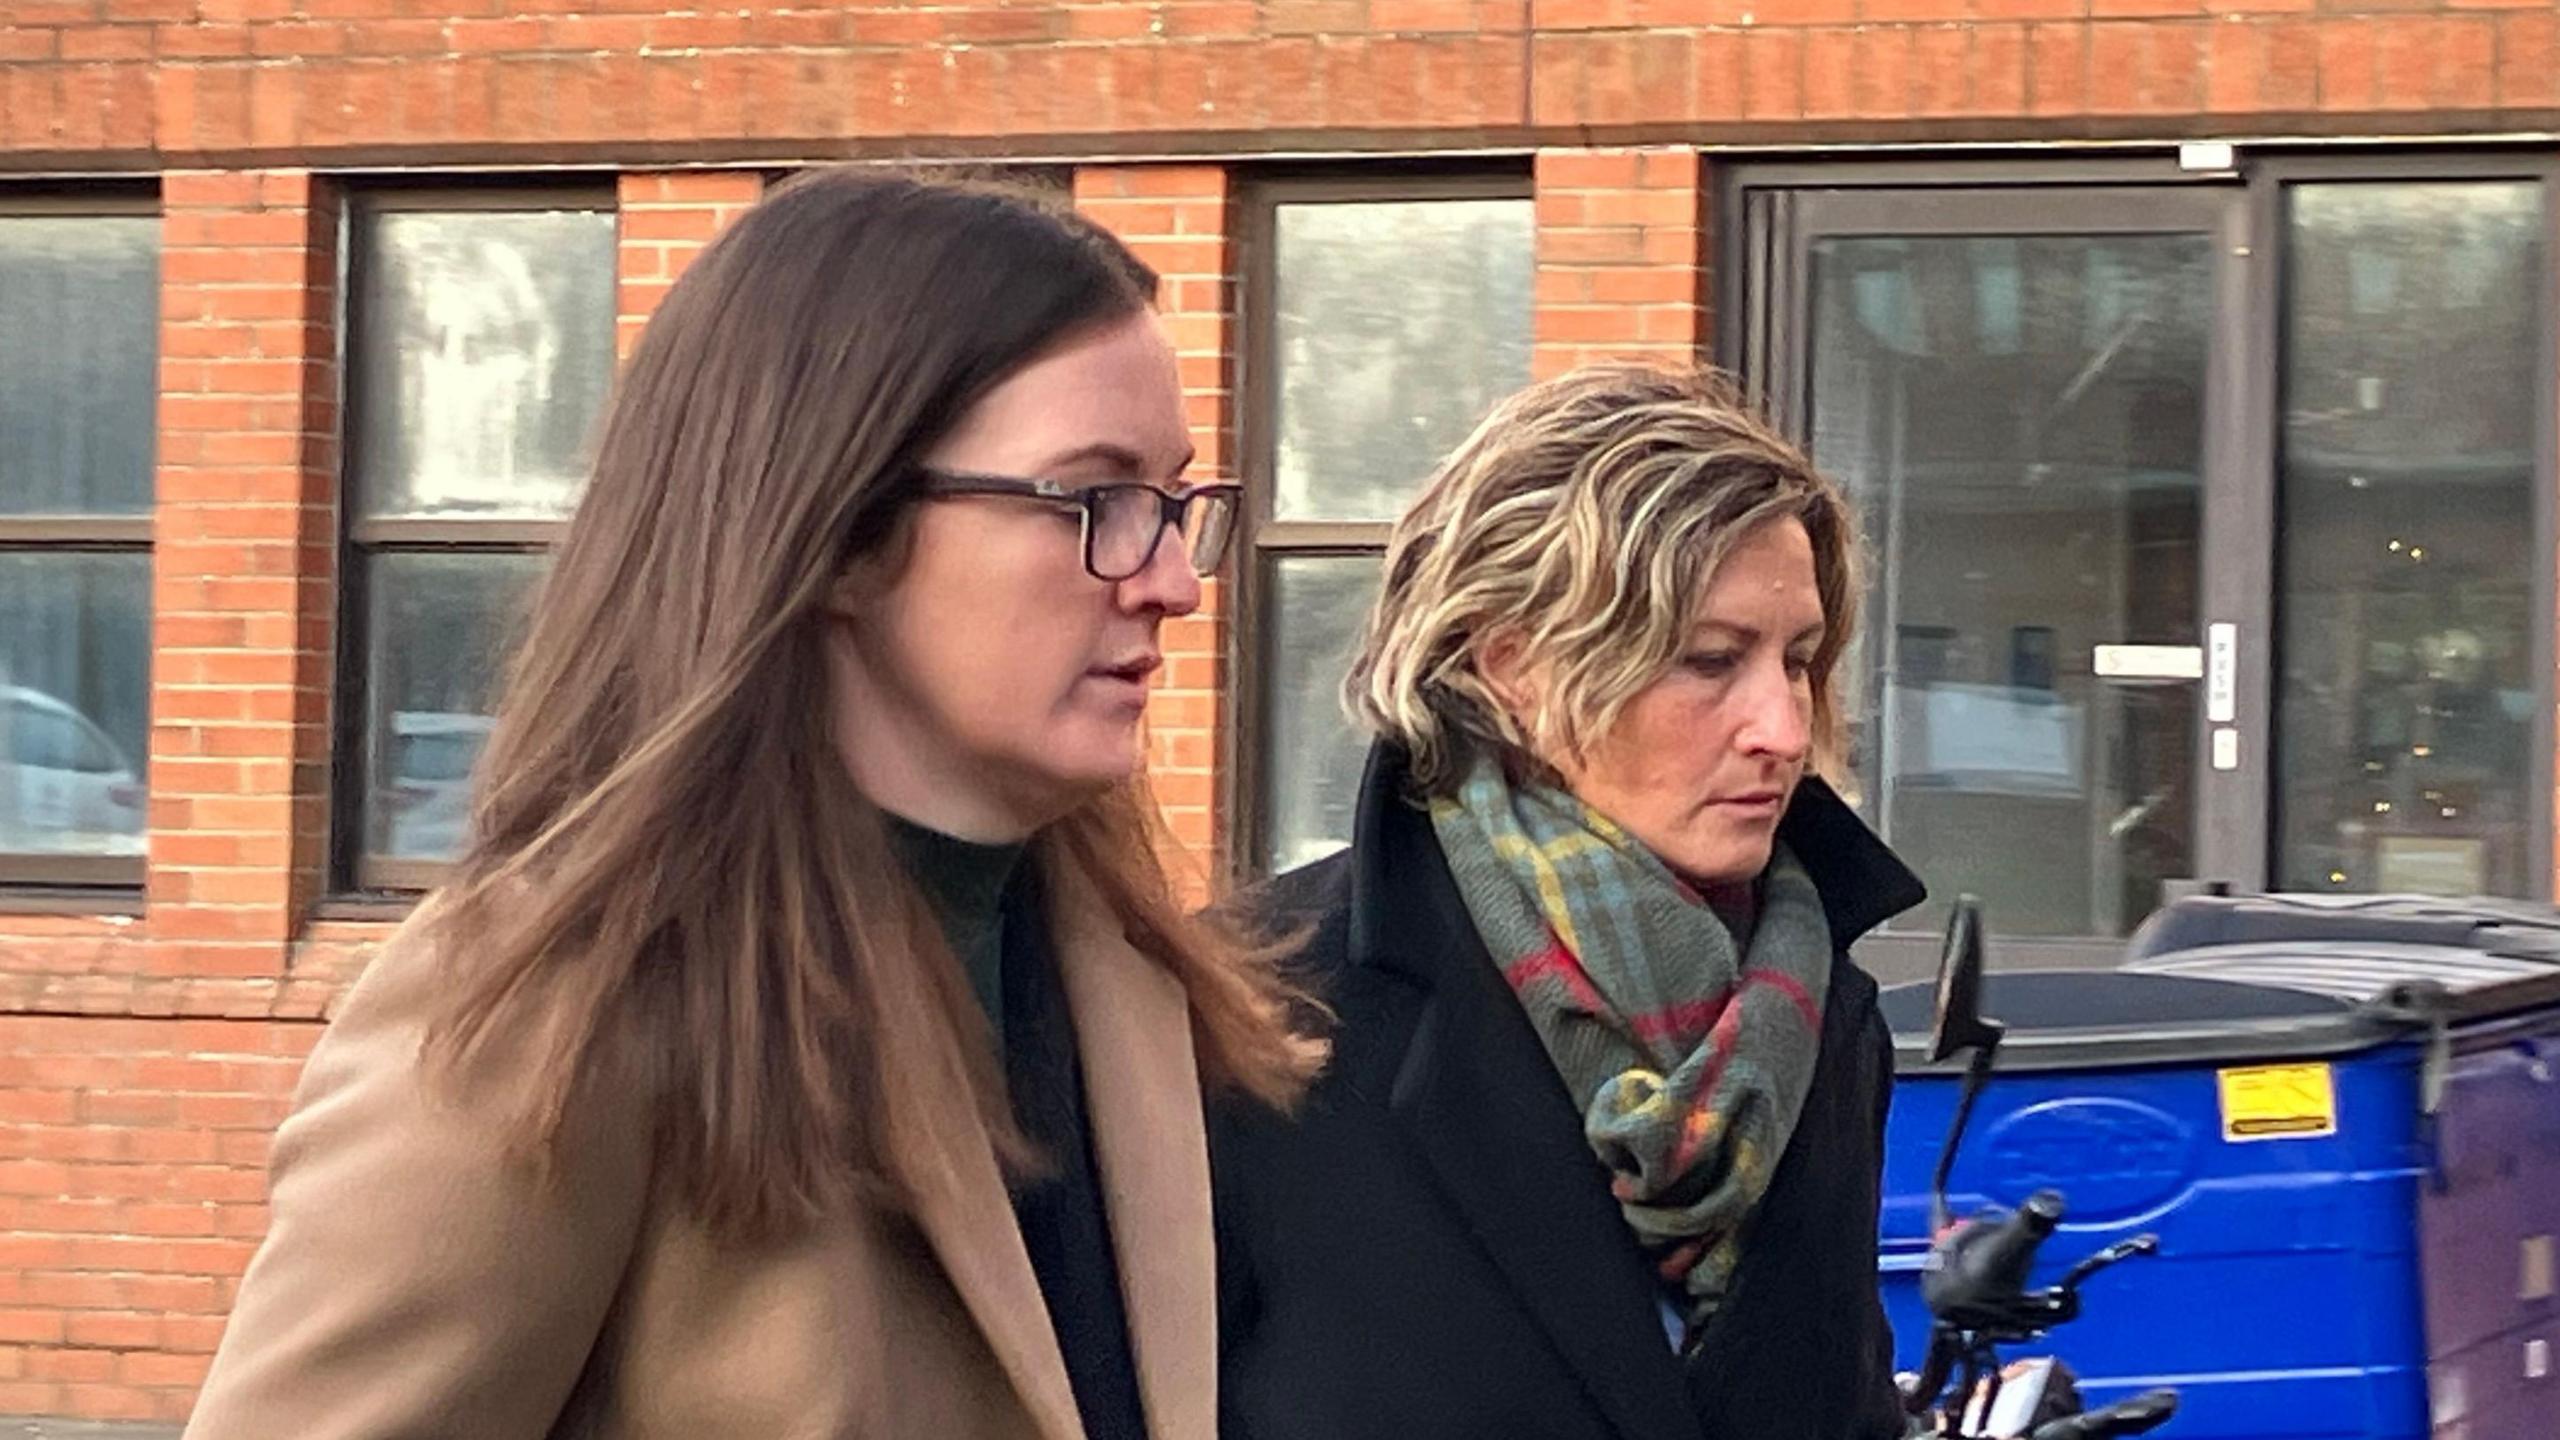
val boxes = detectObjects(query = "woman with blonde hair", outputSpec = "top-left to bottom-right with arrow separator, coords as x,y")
183,169 -> 1317,1440
1214,362 -> 1925,1440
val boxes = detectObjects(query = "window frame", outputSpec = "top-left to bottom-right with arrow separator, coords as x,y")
1227,170 -> 1534,882
331,183 -> 619,895
0,189 -> 161,892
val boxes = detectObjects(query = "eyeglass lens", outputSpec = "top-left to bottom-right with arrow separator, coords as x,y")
1089,487 -> 1239,580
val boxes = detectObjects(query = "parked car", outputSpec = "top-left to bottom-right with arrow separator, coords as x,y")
0,684 -> 145,857
379,710 -> 494,859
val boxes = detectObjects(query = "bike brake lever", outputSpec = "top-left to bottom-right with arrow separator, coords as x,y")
2057,1234 -> 2160,1294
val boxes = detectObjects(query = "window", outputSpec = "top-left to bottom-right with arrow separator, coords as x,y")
1238,178 -> 1534,874
0,199 -> 158,885
2273,180 -> 2550,900
338,192 -> 617,890
1726,156 -> 2556,978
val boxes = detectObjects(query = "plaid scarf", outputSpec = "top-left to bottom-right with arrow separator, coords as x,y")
1429,755 -> 1834,1339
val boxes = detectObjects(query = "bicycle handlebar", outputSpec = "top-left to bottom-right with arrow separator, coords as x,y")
1923,1191 -> 2066,1330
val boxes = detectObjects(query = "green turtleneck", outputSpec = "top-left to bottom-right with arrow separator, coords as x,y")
885,813 -> 1028,1037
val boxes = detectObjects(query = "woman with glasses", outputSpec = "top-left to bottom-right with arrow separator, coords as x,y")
1213,364 -> 1926,1440
183,169 -> 1318,1440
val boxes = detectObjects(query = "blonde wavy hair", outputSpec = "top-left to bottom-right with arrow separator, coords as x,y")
1345,362 -> 1863,796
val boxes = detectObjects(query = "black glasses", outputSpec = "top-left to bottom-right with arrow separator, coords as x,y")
917,469 -> 1242,582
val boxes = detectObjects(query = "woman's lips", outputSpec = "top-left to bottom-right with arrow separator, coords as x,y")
1710,791 -> 1786,818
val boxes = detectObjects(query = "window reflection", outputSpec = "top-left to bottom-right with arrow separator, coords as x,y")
0,215 -> 159,517
354,209 -> 617,521
0,553 -> 151,857
1811,232 -> 2212,938
1259,555 -> 1383,870
2275,182 -> 2544,898
1270,198 -> 1533,523
362,552 -> 547,861
0,210 -> 157,868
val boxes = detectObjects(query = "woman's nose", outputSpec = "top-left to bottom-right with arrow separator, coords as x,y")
1117,520 -> 1204,616
1738,664 -> 1811,761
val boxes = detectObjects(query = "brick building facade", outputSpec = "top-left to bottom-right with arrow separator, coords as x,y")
3,1 -> 2557,1427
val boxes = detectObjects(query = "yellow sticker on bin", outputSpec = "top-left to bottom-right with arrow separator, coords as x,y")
2217,1062 -> 2338,1141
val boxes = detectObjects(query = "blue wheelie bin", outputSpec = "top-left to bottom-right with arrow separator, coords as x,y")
1876,893 -> 2560,1440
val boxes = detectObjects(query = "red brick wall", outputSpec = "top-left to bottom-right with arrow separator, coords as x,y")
1532,146 -> 1711,380
4,0 -> 2556,168
615,169 -> 765,357
150,169 -> 341,976
1074,164 -> 1243,896
0,1015 -> 315,1424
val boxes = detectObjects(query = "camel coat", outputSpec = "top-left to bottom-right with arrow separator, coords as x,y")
181,863 -> 1216,1440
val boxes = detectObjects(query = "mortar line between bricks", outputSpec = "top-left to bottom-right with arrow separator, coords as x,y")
0,1001 -> 332,1023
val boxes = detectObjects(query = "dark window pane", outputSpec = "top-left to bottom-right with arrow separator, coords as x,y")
1258,554 -> 1382,871
0,551 -> 150,857
1808,232 -> 2213,939
2275,182 -> 2545,899
361,551 -> 546,861
353,208 -> 617,521
1271,198 -> 1532,522
0,215 -> 159,516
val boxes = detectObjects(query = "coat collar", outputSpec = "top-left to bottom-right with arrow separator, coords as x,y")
900,852 -> 1215,1440
1332,743 -> 1922,1440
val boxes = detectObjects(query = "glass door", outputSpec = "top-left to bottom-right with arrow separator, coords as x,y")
1740,186 -> 2264,975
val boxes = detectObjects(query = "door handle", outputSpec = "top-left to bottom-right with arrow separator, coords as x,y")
2092,645 -> 2202,683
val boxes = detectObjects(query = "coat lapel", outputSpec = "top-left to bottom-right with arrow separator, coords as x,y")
1347,751 -> 1705,1440
898,990 -> 1087,1440
1053,863 -> 1217,1440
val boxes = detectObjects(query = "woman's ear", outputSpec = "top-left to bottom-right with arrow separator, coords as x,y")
1474,627 -> 1541,727
822,549 -> 893,623
823,501 -> 920,622
1475,627 -> 1577,783
822,569 -> 866,621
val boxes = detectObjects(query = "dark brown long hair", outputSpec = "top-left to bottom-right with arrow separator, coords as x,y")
423,168 -> 1319,1237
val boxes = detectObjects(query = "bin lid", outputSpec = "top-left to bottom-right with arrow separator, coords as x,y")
2122,890 -> 2560,965
1882,892 -> 2560,1072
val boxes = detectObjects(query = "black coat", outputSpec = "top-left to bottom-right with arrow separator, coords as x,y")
1212,745 -> 1927,1440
